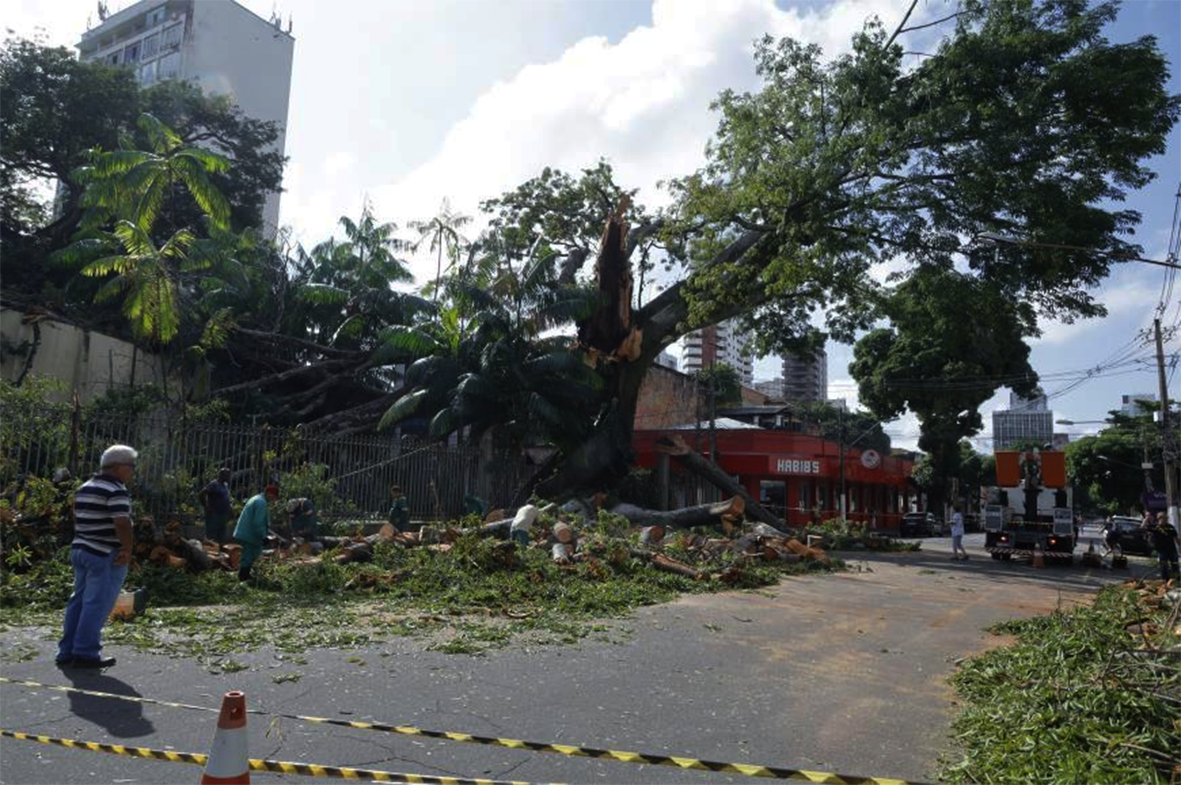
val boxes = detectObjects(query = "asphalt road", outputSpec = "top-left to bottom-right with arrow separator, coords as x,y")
0,535 -> 1158,785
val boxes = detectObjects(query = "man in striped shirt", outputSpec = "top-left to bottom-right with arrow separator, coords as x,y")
56,444 -> 137,669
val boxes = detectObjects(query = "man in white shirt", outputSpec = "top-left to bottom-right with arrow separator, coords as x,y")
951,507 -> 969,561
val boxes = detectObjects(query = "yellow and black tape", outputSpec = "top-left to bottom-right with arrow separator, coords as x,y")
0,728 -> 547,785
1,677 -> 926,785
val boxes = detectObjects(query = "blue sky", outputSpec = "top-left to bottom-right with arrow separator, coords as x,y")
9,0 -> 1179,451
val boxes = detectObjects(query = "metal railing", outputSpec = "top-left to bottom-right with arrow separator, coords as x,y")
0,400 -> 531,525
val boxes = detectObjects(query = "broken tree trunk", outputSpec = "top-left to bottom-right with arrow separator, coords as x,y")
610,496 -> 745,530
654,435 -> 782,528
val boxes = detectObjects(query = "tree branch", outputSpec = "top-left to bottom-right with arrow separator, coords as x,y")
885,0 -> 920,50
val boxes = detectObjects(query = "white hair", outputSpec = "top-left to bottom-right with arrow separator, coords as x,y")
100,444 -> 138,468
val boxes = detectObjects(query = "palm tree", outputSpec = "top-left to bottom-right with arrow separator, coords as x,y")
76,113 -> 231,236
408,198 -> 471,302
294,203 -> 422,348
79,220 -> 198,345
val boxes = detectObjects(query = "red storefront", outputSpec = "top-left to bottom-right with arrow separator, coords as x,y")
632,428 -> 918,532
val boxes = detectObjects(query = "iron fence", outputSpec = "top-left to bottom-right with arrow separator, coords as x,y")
0,400 -> 531,525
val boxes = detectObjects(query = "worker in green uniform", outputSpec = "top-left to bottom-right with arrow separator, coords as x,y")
234,484 -> 279,582
388,485 -> 410,533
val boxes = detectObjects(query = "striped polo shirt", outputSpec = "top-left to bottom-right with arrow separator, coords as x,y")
72,473 -> 131,556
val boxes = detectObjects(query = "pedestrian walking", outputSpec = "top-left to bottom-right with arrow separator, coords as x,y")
56,445 -> 137,669
1102,515 -> 1122,558
234,484 -> 279,582
950,507 -> 969,561
1143,512 -> 1179,583
198,468 -> 233,548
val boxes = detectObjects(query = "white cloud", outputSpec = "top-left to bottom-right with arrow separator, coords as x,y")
308,0 -> 948,285
1034,274 -> 1159,346
322,151 -> 357,179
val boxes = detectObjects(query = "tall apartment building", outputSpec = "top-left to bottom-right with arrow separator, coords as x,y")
992,390 -> 1054,451
754,378 -> 786,401
76,0 -> 295,233
779,344 -> 828,402
681,319 -> 754,385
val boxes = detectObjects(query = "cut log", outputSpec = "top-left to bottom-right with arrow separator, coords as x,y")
484,509 -> 506,523
363,523 -> 397,545
552,522 -> 576,545
654,435 -> 781,528
639,525 -> 665,546
332,542 -> 373,565
649,553 -> 707,581
610,496 -> 745,530
180,538 -> 214,571
223,544 -> 242,569
551,542 -> 573,563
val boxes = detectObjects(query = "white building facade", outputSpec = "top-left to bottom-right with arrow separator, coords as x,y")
77,0 -> 294,233
992,391 -> 1054,451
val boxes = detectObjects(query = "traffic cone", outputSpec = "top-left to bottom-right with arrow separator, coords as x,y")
201,691 -> 250,784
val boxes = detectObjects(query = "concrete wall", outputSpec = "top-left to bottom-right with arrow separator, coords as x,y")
0,308 -> 168,402
185,0 -> 294,233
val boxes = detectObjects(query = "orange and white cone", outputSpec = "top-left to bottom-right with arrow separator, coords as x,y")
201,691 -> 250,784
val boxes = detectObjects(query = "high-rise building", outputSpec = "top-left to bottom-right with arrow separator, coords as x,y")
779,344 -> 828,402
681,319 -> 754,385
1119,392 -> 1157,416
76,0 -> 295,233
992,390 -> 1054,451
753,378 -> 786,401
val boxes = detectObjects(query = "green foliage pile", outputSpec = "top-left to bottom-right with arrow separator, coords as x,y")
943,584 -> 1181,784
1,518 -> 840,663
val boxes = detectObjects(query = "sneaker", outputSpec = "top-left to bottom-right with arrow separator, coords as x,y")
54,656 -> 72,668
70,656 -> 116,669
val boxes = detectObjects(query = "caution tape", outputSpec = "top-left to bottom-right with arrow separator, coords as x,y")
1,677 -> 927,785
0,729 -> 548,785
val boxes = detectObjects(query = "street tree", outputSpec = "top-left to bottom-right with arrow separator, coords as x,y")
381,0 -> 1180,500
1065,411 -> 1166,515
850,268 -> 1040,512
0,37 -> 284,305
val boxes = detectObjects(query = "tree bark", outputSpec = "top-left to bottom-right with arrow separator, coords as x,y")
610,496 -> 745,530
654,435 -> 783,528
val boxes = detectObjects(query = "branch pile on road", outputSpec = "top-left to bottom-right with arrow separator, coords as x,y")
944,578 -> 1180,784
261,499 -> 833,583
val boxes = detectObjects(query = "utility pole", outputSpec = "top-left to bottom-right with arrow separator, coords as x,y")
1154,319 -> 1178,527
708,372 -> 717,466
838,405 -> 846,520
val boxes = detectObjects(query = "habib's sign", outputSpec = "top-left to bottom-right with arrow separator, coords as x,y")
771,456 -> 821,475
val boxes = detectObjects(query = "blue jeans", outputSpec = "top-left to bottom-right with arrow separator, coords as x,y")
57,547 -> 128,661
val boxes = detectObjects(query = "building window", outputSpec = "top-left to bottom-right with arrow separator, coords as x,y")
123,42 -> 141,64
799,483 -> 810,511
139,60 -> 157,86
163,23 -> 183,50
158,51 -> 180,80
147,7 -> 167,27
141,34 -> 159,59
106,52 -> 121,66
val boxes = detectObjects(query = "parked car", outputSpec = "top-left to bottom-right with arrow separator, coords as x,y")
901,512 -> 937,537
1105,516 -> 1154,556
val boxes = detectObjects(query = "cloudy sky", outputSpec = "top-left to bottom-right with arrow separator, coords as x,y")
9,0 -> 1180,450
